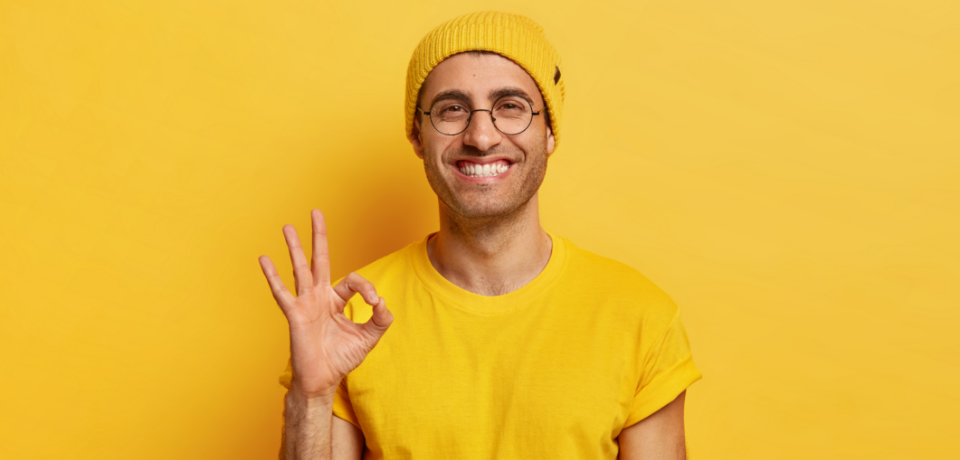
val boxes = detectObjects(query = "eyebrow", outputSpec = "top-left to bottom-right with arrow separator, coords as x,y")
488,87 -> 535,105
428,86 -> 537,108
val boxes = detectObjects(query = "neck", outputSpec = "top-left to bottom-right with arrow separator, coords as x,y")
427,193 -> 553,296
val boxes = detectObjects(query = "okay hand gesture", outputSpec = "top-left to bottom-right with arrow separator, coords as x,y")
259,210 -> 394,399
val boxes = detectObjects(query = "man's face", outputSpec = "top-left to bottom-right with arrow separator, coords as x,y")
410,52 -> 556,220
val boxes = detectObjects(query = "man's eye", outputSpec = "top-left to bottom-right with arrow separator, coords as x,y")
443,105 -> 465,113
496,100 -> 525,110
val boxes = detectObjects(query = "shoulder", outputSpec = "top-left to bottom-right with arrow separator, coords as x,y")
559,237 -> 680,323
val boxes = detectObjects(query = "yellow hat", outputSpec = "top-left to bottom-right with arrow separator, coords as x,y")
405,11 -> 565,148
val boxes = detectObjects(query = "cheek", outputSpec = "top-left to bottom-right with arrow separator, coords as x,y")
421,148 -> 449,177
423,138 -> 455,165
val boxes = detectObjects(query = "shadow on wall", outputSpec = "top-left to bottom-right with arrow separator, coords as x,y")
317,141 -> 437,280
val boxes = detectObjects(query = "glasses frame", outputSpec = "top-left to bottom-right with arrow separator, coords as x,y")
417,94 -> 543,136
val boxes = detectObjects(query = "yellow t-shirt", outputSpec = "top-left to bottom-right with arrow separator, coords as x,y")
280,233 -> 701,459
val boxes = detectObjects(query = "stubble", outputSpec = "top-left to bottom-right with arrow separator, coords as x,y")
421,136 -> 549,222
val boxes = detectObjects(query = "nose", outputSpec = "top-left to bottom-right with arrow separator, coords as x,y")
462,109 -> 503,152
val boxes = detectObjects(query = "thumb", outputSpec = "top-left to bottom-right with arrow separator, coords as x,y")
361,296 -> 394,340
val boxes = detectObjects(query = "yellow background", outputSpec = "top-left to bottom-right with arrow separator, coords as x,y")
2,0 -> 957,458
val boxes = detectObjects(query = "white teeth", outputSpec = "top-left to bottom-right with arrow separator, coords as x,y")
459,161 -> 510,177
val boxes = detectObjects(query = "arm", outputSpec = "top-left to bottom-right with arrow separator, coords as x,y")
280,391 -> 364,460
332,416 -> 365,458
280,388 -> 335,459
618,391 -> 687,460
261,210 -> 393,460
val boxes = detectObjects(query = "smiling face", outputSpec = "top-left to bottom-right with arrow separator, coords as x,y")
409,52 -> 556,220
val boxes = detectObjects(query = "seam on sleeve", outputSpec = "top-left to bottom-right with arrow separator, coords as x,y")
624,354 -> 701,428
333,413 -> 361,429
636,308 -> 682,395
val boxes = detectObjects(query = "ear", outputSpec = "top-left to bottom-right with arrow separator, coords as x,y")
409,116 -> 425,160
545,123 -> 556,156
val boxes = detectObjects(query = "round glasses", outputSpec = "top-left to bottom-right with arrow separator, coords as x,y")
417,94 -> 543,136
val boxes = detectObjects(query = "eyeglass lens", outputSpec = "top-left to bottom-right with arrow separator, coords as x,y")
429,96 -> 534,135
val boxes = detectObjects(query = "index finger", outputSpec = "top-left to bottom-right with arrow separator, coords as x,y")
311,209 -> 331,286
258,255 -> 295,310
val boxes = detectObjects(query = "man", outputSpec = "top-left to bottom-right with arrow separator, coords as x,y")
259,11 -> 702,460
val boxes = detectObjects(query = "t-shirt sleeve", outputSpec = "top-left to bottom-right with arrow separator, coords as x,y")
623,308 -> 702,428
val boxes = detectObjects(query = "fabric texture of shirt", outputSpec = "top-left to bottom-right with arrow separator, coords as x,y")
280,233 -> 702,459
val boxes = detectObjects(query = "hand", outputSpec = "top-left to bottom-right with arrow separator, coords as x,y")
259,209 -> 394,399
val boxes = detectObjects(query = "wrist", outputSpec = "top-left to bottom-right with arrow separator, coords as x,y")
287,380 -> 338,406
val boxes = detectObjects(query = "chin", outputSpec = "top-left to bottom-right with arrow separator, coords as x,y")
446,194 -> 530,220
424,158 -> 543,221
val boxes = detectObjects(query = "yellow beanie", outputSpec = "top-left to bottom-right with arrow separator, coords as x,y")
405,11 -> 565,148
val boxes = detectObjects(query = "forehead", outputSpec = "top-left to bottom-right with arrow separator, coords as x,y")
420,52 -> 544,105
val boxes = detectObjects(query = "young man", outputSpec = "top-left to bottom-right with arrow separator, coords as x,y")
259,12 -> 702,460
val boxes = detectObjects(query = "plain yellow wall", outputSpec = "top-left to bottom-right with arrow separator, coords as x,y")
2,0 -> 958,458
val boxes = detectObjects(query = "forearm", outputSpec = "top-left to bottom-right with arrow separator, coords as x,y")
281,387 -> 336,460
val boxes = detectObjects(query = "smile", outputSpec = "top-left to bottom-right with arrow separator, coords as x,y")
456,160 -> 511,178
